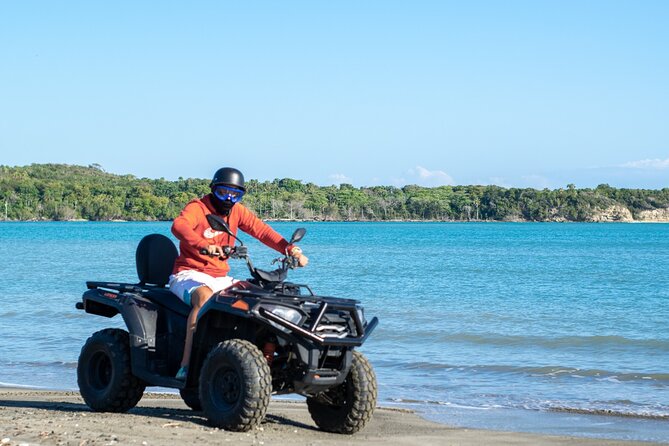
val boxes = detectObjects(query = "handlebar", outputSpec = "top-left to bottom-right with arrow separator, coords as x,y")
199,244 -> 301,284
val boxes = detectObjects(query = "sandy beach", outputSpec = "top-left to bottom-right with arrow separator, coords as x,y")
0,389 -> 662,446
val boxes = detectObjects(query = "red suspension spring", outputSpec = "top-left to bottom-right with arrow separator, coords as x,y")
262,342 -> 276,365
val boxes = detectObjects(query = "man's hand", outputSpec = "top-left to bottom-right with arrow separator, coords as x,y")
289,246 -> 309,267
206,245 -> 226,257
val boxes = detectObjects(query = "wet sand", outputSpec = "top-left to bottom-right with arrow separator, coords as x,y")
0,389 -> 662,445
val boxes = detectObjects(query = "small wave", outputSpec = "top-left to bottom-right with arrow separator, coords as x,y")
512,366 -> 669,383
30,309 -> 69,317
9,309 -> 83,321
5,360 -> 78,369
424,333 -> 669,352
389,398 -> 669,420
401,361 -> 669,383
548,406 -> 669,420
0,382 -> 45,389
389,398 -> 494,410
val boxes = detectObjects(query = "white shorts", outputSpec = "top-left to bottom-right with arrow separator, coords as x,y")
169,270 -> 238,306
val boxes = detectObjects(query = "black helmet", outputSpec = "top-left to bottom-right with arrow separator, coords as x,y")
210,167 -> 245,191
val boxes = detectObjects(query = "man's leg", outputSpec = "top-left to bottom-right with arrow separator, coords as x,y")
179,285 -> 214,371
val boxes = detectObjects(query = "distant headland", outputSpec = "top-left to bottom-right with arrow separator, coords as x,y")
0,163 -> 667,222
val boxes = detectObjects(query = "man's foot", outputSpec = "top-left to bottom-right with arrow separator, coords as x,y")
175,366 -> 188,381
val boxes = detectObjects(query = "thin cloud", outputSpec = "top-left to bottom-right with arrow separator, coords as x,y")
406,165 -> 454,186
620,158 -> 669,170
481,175 -> 552,189
329,173 -> 353,184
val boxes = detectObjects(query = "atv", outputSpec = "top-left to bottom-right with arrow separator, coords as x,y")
75,214 -> 379,433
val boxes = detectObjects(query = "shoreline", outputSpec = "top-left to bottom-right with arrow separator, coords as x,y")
5,383 -> 669,422
0,389 -> 664,445
2,219 -> 669,223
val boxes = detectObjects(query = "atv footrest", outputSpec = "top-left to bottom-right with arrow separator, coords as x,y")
296,369 -> 347,395
311,369 -> 339,378
133,370 -> 187,390
302,369 -> 343,385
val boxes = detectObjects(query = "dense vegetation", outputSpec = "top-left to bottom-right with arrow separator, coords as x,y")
1,164 -> 668,222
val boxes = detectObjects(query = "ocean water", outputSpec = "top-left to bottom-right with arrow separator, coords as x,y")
0,222 -> 667,442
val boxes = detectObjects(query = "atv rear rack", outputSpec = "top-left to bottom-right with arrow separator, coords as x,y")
86,281 -> 145,293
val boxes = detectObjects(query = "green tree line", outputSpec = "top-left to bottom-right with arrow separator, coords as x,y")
1,164 -> 668,222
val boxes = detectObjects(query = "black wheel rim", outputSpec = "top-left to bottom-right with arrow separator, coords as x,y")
88,350 -> 112,391
211,366 -> 242,410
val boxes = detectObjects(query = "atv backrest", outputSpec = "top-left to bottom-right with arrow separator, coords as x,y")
136,234 -> 178,287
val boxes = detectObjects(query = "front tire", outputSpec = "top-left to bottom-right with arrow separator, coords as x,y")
307,350 -> 377,434
77,328 -> 146,412
199,339 -> 271,431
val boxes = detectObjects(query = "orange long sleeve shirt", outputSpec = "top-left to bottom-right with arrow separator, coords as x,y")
171,195 -> 291,277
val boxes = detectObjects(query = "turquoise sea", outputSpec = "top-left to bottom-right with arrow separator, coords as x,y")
0,222 -> 668,442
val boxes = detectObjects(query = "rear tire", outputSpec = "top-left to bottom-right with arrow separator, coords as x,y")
199,339 -> 271,431
77,328 -> 146,412
179,387 -> 202,411
307,350 -> 377,434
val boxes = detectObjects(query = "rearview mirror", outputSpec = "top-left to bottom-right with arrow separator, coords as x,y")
206,214 -> 233,235
290,228 -> 306,244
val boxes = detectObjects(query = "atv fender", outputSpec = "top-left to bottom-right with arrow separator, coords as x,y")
82,289 -> 159,349
81,289 -> 186,387
81,289 -> 123,318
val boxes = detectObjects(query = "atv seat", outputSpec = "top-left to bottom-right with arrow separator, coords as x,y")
253,268 -> 287,283
136,234 -> 190,316
144,287 -> 190,317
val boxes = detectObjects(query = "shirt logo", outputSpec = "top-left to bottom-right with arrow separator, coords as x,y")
203,228 -> 224,239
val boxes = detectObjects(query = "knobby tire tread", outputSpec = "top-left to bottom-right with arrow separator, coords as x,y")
78,328 -> 145,413
306,350 -> 377,434
199,339 -> 271,431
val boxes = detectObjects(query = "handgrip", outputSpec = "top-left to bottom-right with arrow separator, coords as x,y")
199,246 -> 234,258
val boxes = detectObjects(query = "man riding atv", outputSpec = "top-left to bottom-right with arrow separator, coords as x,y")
169,167 -> 309,380
76,168 -> 378,434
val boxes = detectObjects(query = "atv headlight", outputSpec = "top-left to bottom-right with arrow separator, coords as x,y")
261,305 -> 305,332
268,306 -> 303,324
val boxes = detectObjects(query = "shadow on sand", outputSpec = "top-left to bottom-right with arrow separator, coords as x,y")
0,398 -> 319,432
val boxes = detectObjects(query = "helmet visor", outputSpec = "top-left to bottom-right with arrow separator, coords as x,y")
213,185 -> 245,203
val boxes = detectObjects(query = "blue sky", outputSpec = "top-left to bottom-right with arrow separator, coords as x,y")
1,1 -> 667,189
